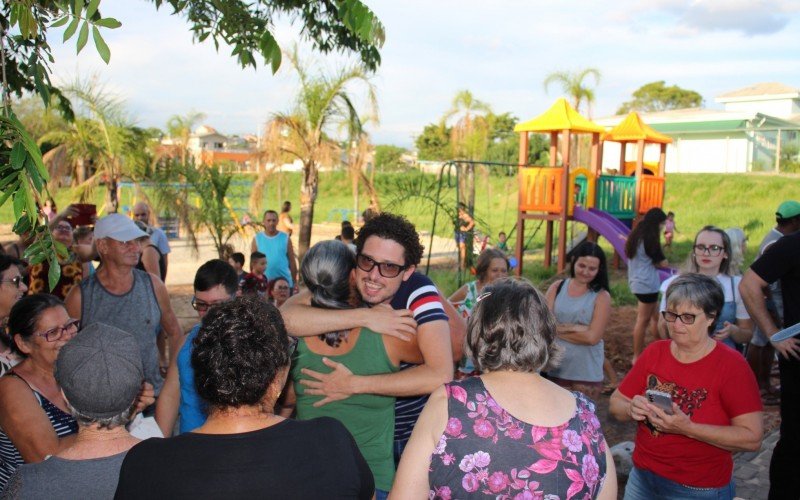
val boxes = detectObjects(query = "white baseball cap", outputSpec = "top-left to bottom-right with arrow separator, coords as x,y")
94,213 -> 148,242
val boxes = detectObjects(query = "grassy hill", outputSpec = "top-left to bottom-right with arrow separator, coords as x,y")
3,170 -> 796,302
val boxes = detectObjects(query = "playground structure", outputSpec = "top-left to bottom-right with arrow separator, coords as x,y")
513,99 -> 672,274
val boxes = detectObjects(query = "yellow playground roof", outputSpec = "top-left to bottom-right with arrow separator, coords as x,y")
514,98 -> 606,134
604,112 -> 673,144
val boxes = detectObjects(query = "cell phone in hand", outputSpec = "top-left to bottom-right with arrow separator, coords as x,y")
646,389 -> 674,415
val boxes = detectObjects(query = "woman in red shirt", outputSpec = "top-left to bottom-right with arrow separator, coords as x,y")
610,273 -> 763,499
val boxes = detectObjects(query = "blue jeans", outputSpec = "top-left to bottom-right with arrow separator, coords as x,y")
624,466 -> 735,500
375,490 -> 389,500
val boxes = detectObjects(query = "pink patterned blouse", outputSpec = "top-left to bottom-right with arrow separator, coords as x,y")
428,377 -> 608,499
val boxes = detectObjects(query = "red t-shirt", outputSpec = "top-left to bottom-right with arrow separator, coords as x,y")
618,340 -> 762,487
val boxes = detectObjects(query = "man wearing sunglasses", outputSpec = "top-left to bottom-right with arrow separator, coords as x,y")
65,214 -> 183,401
740,200 -> 800,500
155,259 -> 239,436
282,212 -> 463,461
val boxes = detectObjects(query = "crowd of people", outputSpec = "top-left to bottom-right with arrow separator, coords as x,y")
0,196 -> 797,499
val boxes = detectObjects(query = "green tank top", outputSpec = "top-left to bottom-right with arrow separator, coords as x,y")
291,328 -> 399,491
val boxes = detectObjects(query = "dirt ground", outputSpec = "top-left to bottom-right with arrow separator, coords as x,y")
166,290 -> 781,448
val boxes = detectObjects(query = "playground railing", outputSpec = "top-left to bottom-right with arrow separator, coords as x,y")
639,176 -> 665,214
596,175 -> 636,220
568,167 -> 595,216
519,166 -> 563,214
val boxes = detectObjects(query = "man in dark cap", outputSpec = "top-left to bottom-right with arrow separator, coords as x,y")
2,323 -> 152,498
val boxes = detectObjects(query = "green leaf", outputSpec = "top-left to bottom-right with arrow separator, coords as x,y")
72,0 -> 82,16
50,16 -> 70,28
92,27 -> 111,63
13,190 -> 27,220
0,179 -> 20,208
48,255 -> 62,291
86,0 -> 101,19
10,143 -> 26,169
25,157 -> 44,192
0,172 -> 20,192
94,17 -> 122,29
77,21 -> 90,54
63,17 -> 80,41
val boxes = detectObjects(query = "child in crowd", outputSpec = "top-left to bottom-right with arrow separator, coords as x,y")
664,211 -> 677,249
497,231 -> 508,252
228,252 -> 246,281
240,251 -> 268,297
72,226 -> 96,276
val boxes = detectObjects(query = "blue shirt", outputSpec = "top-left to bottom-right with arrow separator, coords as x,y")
177,324 -> 206,433
254,231 -> 293,287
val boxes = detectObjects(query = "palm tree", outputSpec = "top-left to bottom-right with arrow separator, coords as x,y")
442,90 -> 491,267
543,68 -> 601,116
259,46 -> 377,260
166,111 -> 206,164
59,77 -> 151,212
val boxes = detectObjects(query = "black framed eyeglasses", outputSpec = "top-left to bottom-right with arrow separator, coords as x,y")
356,254 -> 409,278
693,244 -> 724,256
661,311 -> 703,325
0,276 -> 23,288
191,296 -> 234,312
36,318 -> 80,342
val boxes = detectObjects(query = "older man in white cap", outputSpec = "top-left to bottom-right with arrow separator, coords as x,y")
65,214 -> 182,398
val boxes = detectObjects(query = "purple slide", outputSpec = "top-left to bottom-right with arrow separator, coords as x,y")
573,206 -> 675,282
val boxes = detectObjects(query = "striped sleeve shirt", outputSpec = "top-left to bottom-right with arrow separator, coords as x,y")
390,272 -> 448,443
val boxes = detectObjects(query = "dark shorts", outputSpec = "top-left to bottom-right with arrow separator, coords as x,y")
634,292 -> 659,304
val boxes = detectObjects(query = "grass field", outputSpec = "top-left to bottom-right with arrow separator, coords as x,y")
3,170 -> 796,302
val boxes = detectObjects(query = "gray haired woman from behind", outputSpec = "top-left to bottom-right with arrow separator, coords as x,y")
392,278 -> 616,499
2,323 -> 152,499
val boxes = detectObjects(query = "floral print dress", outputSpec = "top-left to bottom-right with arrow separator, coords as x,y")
429,377 -> 607,500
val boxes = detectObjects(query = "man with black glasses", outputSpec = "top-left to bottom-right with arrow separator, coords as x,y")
155,259 -> 239,436
282,212 -> 462,462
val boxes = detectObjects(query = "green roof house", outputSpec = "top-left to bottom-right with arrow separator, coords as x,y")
596,83 -> 800,173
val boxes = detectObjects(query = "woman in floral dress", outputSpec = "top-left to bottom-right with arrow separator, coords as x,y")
392,278 -> 616,499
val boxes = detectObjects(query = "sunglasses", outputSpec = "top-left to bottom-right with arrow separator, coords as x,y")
693,244 -> 724,257
356,254 -> 409,278
36,318 -> 80,342
0,276 -> 23,288
54,224 -> 73,232
191,296 -> 234,312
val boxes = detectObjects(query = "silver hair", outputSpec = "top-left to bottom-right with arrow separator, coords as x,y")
465,277 -> 561,373
301,240 -> 355,310
665,273 -> 724,334
66,400 -> 136,430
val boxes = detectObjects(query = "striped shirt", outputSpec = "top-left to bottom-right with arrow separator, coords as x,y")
390,273 -> 448,443
0,375 -> 78,490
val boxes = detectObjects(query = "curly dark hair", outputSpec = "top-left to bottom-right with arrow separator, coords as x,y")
191,297 -> 290,410
354,212 -> 424,266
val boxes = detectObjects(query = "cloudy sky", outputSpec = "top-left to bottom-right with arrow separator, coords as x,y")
47,0 -> 800,147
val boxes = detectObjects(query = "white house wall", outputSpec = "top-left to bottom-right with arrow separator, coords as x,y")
600,136 -> 749,174
665,136 -> 748,173
723,99 -> 795,119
